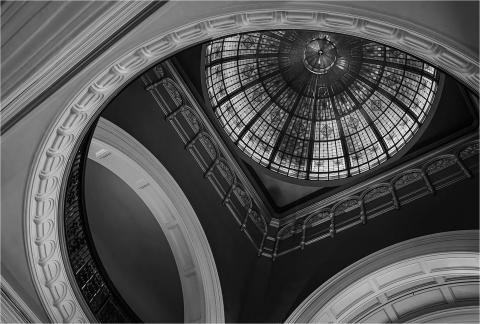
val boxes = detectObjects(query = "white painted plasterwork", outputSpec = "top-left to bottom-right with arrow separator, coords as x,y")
4,1 -> 479,129
285,230 -> 479,323
1,276 -> 42,323
88,118 -> 224,323
21,2 -> 479,321
1,1 -> 152,126
407,306 -> 480,323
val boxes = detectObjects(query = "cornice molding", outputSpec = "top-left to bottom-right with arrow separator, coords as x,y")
285,230 -> 480,323
89,118 -> 224,323
22,5 -> 480,320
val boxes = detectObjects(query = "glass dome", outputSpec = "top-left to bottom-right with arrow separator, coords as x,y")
203,30 -> 440,181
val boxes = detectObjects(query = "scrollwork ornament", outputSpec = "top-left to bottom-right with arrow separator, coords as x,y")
306,210 -> 330,226
249,210 -> 265,231
394,171 -> 422,188
363,186 -> 390,202
334,199 -> 359,215
217,160 -> 235,184
459,141 -> 479,160
163,81 -> 183,106
233,186 -> 251,208
425,156 -> 456,174
279,224 -> 295,240
199,135 -> 217,158
182,108 -> 201,133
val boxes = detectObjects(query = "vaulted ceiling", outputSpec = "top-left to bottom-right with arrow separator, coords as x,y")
2,2 -> 478,323
88,31 -> 478,321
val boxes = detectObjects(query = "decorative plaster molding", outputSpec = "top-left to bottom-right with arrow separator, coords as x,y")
1,276 -> 42,323
282,136 -> 478,225
89,118 -> 224,323
5,3 -> 479,131
406,306 -> 479,323
285,230 -> 480,323
23,5 -> 480,321
273,136 -> 478,258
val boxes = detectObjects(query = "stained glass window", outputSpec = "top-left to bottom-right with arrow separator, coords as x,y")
204,30 -> 440,181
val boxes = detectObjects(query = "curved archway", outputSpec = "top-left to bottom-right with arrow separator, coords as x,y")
85,118 -> 224,322
286,230 -> 479,323
22,4 -> 478,321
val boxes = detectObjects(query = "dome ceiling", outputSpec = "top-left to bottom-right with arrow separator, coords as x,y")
203,30 -> 440,181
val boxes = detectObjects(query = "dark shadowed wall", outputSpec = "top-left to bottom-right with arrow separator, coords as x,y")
100,78 -> 259,322
241,173 -> 479,322
85,161 -> 184,323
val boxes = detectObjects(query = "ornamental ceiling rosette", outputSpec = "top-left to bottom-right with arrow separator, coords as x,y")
203,30 -> 439,181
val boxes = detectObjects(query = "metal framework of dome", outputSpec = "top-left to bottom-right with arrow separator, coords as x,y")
203,30 -> 440,181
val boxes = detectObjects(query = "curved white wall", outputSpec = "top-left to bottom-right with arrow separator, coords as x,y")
84,160 -> 184,322
88,118 -> 225,323
286,231 -> 479,323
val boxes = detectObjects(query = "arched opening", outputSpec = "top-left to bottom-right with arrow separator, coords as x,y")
286,231 -> 479,323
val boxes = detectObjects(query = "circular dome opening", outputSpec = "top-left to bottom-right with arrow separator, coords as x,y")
203,30 -> 440,182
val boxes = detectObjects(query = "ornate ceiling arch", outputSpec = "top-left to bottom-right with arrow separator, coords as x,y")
285,230 -> 479,323
22,3 -> 479,321
88,118 -> 224,323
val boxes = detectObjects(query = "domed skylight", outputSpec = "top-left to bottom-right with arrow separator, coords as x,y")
203,30 -> 439,181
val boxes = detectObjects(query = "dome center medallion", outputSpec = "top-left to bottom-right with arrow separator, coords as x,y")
303,38 -> 337,74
